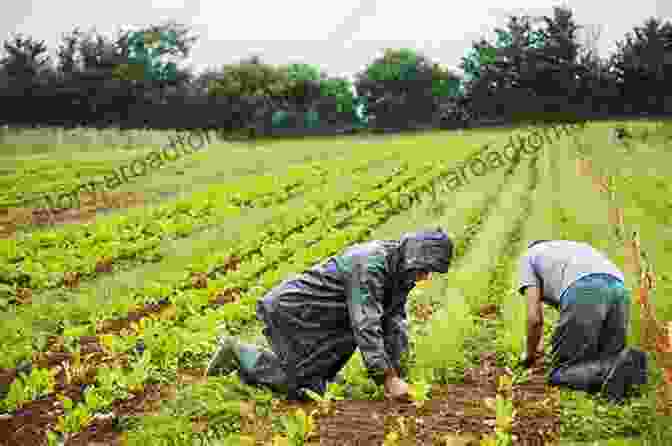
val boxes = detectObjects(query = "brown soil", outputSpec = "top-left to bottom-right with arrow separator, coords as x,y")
65,384 -> 171,446
240,352 -> 559,446
0,191 -> 145,239
413,303 -> 434,322
0,352 -> 559,446
478,303 -> 500,319
0,365 -> 192,446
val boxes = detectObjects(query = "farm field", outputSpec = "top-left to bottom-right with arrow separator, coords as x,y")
0,122 -> 671,445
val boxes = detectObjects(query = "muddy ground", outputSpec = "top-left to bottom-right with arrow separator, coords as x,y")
0,351 -> 559,446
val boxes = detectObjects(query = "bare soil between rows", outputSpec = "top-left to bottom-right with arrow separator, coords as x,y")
238,305 -> 558,446
245,351 -> 559,446
0,192 -> 146,239
0,367 -> 204,446
0,352 -> 559,446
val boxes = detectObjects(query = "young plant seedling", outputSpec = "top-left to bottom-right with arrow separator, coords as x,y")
303,384 -> 343,416
408,379 -> 431,411
272,407 -> 317,446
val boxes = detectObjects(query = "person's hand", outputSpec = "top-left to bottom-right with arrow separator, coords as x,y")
384,375 -> 410,400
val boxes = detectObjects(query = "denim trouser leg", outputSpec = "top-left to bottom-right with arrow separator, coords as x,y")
549,274 -> 630,392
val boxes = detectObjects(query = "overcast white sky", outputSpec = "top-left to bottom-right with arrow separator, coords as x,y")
3,0 -> 671,80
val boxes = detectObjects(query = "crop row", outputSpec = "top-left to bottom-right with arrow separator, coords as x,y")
0,153 -> 403,295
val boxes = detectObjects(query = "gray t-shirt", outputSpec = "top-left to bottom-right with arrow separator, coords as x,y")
517,240 -> 624,308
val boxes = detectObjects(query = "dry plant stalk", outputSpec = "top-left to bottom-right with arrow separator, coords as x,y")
608,206 -> 624,227
624,238 -> 640,276
593,175 -> 610,194
631,236 -> 672,411
575,158 -> 591,176
592,148 -> 671,408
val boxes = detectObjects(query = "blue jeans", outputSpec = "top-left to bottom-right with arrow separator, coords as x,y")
550,273 -> 631,389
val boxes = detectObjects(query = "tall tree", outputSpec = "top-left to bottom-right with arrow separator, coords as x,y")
611,17 -> 672,113
355,48 -> 440,128
0,34 -> 52,80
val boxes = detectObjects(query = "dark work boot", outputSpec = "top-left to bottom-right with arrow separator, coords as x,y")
602,348 -> 645,403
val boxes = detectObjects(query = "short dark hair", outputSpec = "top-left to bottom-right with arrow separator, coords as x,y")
528,240 -> 551,249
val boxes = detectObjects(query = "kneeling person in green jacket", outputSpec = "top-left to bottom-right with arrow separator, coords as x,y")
206,228 -> 454,401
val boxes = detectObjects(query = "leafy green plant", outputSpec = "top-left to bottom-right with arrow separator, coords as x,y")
408,378 -> 431,409
0,367 -> 56,412
411,293 -> 474,384
273,407 -> 317,446
303,385 -> 344,416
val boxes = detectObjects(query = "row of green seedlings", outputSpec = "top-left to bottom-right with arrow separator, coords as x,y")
380,165 -> 528,446
0,156 -> 416,369
0,157 -> 452,442
423,155 -> 541,446
1,164 -> 331,289
395,156 -> 524,390
0,152 -> 399,295
600,173 -> 672,443
558,139 -> 671,442
40,155 -> 486,444
386,157 -> 540,446
548,138 -> 660,440
483,156 -> 558,446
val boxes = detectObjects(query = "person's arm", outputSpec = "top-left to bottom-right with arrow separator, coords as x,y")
525,285 -> 544,365
382,300 -> 409,376
345,255 -> 395,383
517,253 -> 544,366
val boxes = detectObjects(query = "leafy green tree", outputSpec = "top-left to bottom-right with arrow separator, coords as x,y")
319,77 -> 357,116
0,34 -> 52,80
610,17 -> 672,113
355,48 -> 454,127
208,56 -> 288,99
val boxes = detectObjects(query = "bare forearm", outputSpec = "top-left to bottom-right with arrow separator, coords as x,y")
527,321 -> 543,357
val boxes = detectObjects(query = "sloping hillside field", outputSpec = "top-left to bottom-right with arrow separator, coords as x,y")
0,123 -> 670,445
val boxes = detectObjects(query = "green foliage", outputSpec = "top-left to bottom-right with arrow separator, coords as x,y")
319,77 -> 357,115
110,22 -> 195,83
208,57 -> 288,98
460,16 -> 549,83
283,63 -> 321,83
411,296 -> 474,384
365,48 -> 421,82
0,367 -> 55,412
355,48 -> 462,124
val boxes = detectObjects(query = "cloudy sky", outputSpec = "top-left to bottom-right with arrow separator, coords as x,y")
3,0 -> 671,80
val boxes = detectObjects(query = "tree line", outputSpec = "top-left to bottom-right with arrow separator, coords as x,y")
1,7 -> 671,135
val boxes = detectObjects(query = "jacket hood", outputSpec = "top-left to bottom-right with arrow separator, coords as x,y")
398,228 -> 454,276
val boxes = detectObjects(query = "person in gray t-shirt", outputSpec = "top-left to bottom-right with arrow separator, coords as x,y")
517,240 -> 647,402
